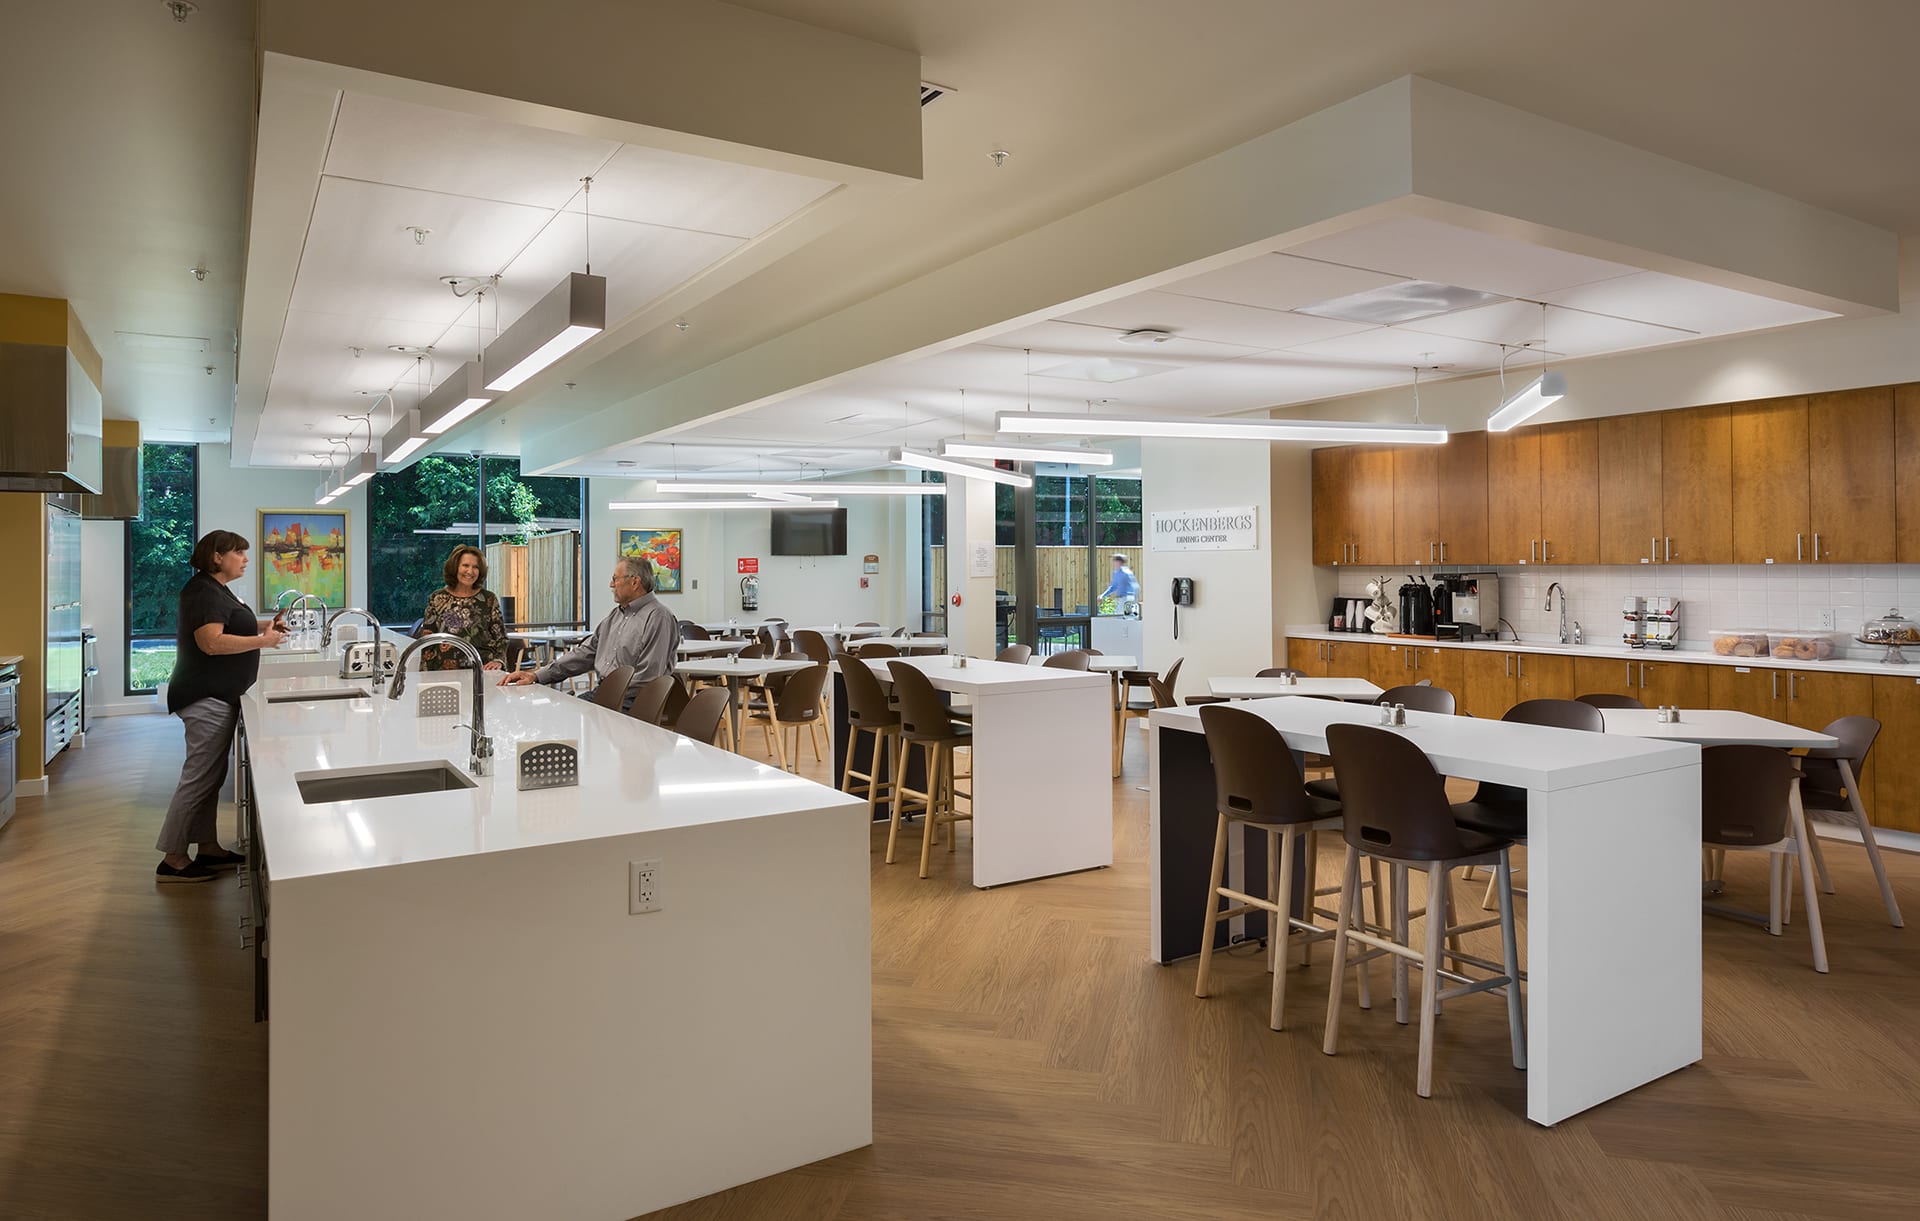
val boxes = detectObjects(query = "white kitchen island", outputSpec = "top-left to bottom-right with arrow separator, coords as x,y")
239,672 -> 871,1221
1149,696 -> 1704,1127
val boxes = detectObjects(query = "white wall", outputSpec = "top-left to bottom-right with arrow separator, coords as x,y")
83,444 -> 369,716
1139,439 -> 1277,699
587,478 -> 920,631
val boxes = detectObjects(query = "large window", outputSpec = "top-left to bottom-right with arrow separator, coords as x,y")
367,455 -> 586,627
126,443 -> 198,694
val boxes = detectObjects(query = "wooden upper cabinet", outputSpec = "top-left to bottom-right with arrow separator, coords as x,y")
1730,396 -> 1810,564
1897,386 -> 1920,563
1348,447 -> 1394,568
1436,430 -> 1489,566
1597,413 -> 1663,565
1537,420 -> 1599,565
1807,386 -> 1895,563
1392,445 -> 1439,565
1485,428 -> 1541,565
1660,405 -> 1732,565
1311,446 -> 1350,566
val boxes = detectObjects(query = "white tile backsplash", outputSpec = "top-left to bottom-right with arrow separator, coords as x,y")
1329,563 -> 1920,655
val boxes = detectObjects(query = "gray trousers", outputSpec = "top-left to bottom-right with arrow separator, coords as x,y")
157,697 -> 238,854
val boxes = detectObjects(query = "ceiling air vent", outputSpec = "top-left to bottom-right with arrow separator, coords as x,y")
920,81 -> 954,107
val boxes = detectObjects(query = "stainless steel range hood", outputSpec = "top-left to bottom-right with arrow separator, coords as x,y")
78,421 -> 141,520
0,296 -> 105,495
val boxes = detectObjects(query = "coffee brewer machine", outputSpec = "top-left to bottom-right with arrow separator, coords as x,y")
1398,576 -> 1435,637
1433,572 -> 1501,641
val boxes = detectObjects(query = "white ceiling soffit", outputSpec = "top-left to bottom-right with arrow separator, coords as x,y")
235,9 -> 921,468
521,75 -> 1893,476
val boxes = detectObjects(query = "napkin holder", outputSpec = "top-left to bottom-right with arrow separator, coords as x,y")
516,739 -> 581,791
416,682 -> 461,718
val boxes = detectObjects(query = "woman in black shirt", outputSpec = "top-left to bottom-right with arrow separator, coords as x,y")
156,530 -> 287,883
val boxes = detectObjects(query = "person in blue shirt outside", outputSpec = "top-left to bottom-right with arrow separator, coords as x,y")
1099,553 -> 1140,609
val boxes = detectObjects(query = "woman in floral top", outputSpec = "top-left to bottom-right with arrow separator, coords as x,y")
418,545 -> 508,671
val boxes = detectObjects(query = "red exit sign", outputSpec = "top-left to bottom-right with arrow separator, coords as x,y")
736,557 -> 759,573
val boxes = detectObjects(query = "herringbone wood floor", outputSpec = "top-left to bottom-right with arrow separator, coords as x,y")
2,715 -> 1917,1219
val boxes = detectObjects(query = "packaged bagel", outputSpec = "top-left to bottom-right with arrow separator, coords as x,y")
1710,629 -> 1770,658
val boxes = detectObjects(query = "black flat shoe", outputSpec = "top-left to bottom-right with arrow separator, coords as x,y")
156,859 -> 218,884
195,848 -> 247,871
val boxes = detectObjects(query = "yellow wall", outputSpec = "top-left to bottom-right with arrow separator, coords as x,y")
0,494 -> 47,780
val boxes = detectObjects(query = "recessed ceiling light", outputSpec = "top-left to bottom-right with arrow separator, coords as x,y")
1297,280 -> 1508,325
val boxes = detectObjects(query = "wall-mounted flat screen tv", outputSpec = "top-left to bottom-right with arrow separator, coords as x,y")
771,507 -> 848,556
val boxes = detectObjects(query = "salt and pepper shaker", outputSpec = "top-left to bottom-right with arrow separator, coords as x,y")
1379,702 -> 1407,726
1280,671 -> 1297,686
1656,705 -> 1680,723
954,653 -> 969,669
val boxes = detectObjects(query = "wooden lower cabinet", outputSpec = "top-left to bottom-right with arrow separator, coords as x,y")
1707,665 -> 1779,717
1324,639 -> 1374,679
1782,669 -> 1871,732
1514,653 -> 1573,702
1460,651 -> 1516,719
1287,638 -> 1328,677
1408,645 -> 1462,696
1573,656 -> 1639,703
1872,675 -> 1920,833
1372,642 -> 1410,689
1638,659 -> 1712,708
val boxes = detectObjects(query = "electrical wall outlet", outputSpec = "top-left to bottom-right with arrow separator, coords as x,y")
629,859 -> 661,914
1819,609 -> 1837,630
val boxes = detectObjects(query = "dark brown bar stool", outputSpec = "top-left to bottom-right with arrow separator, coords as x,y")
794,629 -> 835,719
840,655 -> 902,828
680,622 -> 712,641
1798,716 -> 1901,927
995,644 -> 1032,664
659,673 -> 691,728
1321,723 -> 1526,1099
1576,692 -> 1645,710
746,662 -> 829,771
624,674 -> 678,725
590,664 -> 635,711
675,687 -> 730,746
1042,649 -> 1092,670
906,630 -> 945,656
1194,705 -> 1349,1029
1115,657 -> 1182,776
1304,684 -> 1455,802
1701,744 -> 1826,970
857,641 -> 901,659
888,661 -> 973,878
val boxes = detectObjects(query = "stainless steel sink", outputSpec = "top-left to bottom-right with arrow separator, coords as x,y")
295,761 -> 477,804
268,688 -> 369,704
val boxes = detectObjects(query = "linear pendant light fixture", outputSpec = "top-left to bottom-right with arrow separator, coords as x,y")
995,411 -> 1448,445
607,498 -> 842,511
419,360 -> 494,435
380,408 -> 428,466
1487,303 -> 1566,432
650,479 -> 944,497
891,446 -> 1033,488
484,271 -> 607,392
940,437 -> 1115,466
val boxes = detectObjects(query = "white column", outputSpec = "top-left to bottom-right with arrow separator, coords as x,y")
944,476 -> 998,657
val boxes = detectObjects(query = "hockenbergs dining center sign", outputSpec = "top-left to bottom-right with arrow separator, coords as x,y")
1149,506 -> 1258,552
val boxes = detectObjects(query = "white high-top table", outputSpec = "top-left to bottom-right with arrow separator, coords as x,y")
676,638 -> 750,657
675,656 -> 817,748
1207,676 -> 1383,701
834,655 -> 1112,887
1149,696 -> 1702,1127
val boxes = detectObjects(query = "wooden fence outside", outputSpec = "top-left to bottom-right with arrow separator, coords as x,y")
486,530 -> 581,624
926,545 -> 1145,609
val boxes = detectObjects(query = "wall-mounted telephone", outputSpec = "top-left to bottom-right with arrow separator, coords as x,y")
1170,577 -> 1194,638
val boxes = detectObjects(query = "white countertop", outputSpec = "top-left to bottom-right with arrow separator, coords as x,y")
1151,696 -> 1699,792
675,639 -> 751,656
242,673 -> 860,883
835,654 -> 1109,695
1209,676 -> 1383,700
1598,708 -> 1838,748
1286,626 -> 1920,678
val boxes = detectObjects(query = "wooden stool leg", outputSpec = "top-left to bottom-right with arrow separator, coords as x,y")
1416,861 -> 1447,1098
919,743 -> 942,879
1804,815 -> 1834,894
1392,864 -> 1410,1026
1367,857 -> 1385,932
946,749 -> 959,853
1842,760 -> 1903,926
1266,828 -> 1280,976
1195,813 -> 1231,999
841,723 -> 861,795
1301,829 -> 1318,970
1496,850 -> 1527,1071
884,733 -> 910,865
1271,825 -> 1298,1031
1322,844 -> 1361,1056
1787,786 -> 1829,974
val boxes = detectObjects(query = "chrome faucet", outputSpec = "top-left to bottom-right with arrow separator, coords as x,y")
288,592 -> 328,641
1546,582 -> 1572,645
389,633 -> 494,777
273,588 -> 304,610
324,607 -> 386,690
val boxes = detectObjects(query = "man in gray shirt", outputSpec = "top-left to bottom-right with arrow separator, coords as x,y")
500,555 -> 677,708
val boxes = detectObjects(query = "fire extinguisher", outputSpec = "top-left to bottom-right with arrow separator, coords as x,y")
740,574 -> 759,612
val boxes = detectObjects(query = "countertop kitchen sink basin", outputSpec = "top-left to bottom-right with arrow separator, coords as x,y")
268,688 -> 369,704
295,761 -> 477,804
